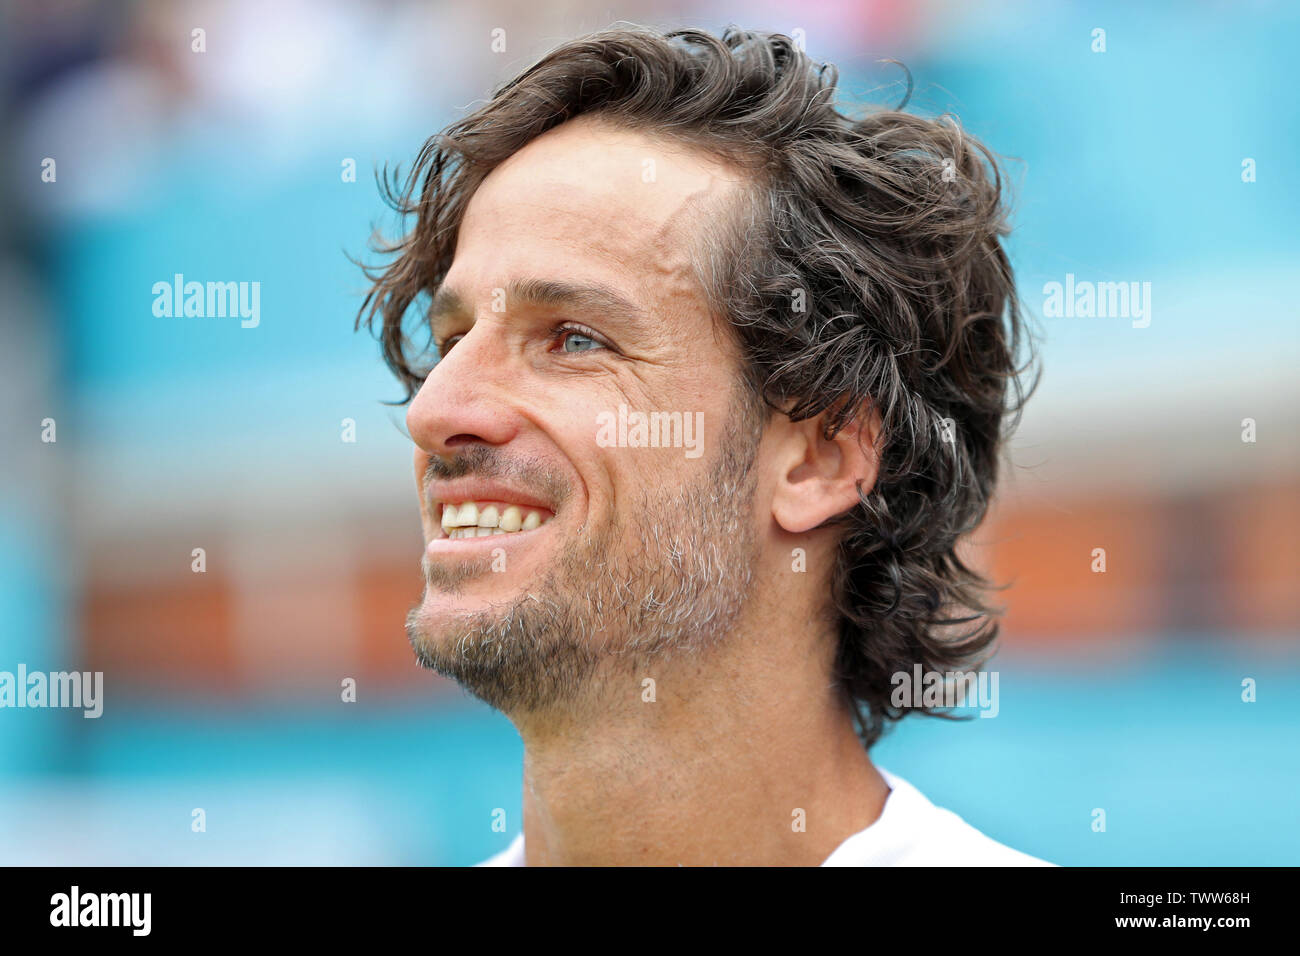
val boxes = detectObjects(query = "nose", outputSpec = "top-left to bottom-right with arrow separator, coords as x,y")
406,319 -> 519,457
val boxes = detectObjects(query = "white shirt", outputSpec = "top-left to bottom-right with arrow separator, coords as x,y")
476,767 -> 1054,866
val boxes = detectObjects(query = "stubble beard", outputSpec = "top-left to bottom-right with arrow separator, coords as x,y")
406,400 -> 764,720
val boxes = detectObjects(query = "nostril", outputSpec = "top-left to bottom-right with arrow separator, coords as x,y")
445,434 -> 482,447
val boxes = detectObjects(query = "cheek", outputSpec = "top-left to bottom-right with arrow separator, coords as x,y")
604,443 -> 702,509
412,449 -> 431,515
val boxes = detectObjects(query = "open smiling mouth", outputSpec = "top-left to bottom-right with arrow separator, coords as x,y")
437,501 -> 555,540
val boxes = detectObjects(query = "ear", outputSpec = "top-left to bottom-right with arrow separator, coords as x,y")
770,402 -> 882,535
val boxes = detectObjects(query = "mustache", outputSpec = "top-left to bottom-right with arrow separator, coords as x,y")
423,445 -> 572,507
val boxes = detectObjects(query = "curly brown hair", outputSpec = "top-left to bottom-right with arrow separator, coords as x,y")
356,24 -> 1035,749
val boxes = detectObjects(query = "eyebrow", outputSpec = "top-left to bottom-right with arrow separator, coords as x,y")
429,277 -> 647,334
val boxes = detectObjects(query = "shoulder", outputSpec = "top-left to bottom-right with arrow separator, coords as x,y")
822,768 -> 1057,867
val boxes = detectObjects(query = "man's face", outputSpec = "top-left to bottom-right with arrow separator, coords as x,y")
405,117 -> 766,716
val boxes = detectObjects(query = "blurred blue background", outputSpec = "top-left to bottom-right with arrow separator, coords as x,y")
0,0 -> 1296,865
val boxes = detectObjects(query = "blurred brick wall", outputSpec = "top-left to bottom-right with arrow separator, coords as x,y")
80,476 -> 1299,695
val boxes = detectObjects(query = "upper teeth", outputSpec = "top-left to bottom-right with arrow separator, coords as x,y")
441,502 -> 548,538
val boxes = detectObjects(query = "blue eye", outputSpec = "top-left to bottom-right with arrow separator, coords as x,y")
560,328 -> 604,352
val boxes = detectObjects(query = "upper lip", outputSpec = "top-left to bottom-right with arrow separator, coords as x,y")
425,478 -> 557,532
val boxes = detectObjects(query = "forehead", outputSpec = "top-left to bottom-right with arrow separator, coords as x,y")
448,116 -> 746,306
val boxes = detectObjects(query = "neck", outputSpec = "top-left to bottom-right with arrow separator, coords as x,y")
509,612 -> 890,866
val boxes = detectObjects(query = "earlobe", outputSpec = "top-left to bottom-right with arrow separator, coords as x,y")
770,404 -> 881,535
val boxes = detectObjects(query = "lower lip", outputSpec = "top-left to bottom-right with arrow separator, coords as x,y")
425,522 -> 552,556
